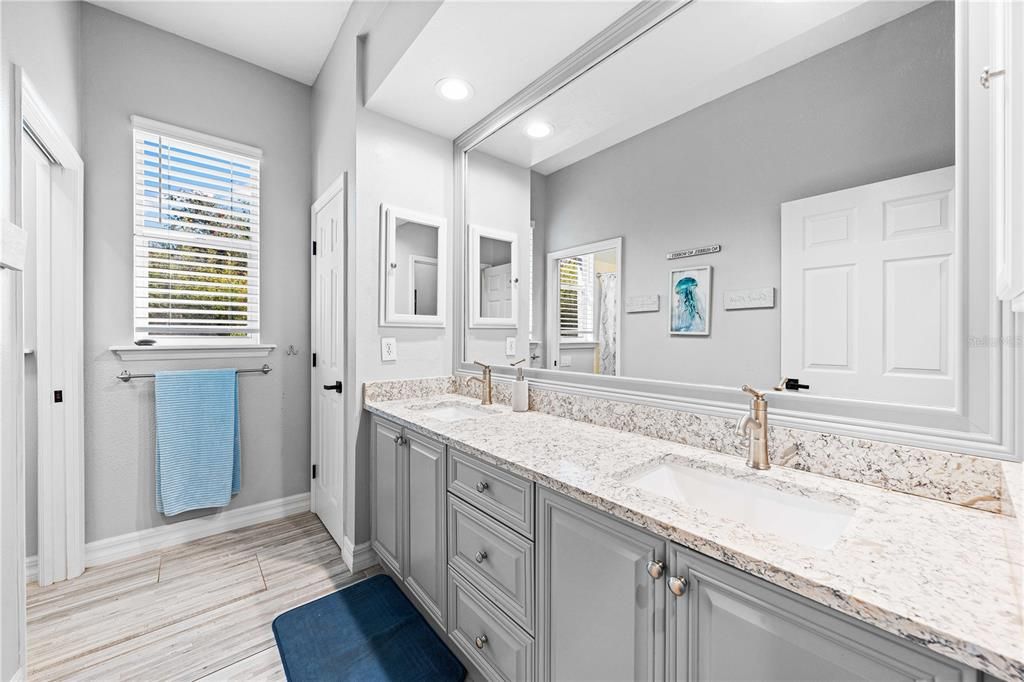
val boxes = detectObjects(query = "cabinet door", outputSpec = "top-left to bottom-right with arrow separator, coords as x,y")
537,487 -> 665,682
667,544 -> 975,682
404,430 -> 446,627
370,417 -> 404,576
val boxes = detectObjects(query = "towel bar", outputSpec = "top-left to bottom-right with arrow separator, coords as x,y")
116,364 -> 272,383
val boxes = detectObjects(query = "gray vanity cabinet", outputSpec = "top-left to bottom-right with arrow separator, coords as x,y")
536,487 -> 666,682
371,417 -> 404,576
370,416 -> 447,628
666,544 -> 975,682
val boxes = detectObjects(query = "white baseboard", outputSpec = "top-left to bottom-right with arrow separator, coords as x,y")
9,666 -> 25,682
27,493 -> 310,582
342,536 -> 379,573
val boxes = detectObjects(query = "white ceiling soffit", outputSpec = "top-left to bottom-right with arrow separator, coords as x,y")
88,1 -> 352,85
475,0 -> 928,174
364,0 -> 637,141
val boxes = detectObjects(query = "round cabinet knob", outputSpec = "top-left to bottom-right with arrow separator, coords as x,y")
475,634 -> 488,650
474,550 -> 488,564
646,560 -> 665,579
668,576 -> 689,597
475,481 -> 489,493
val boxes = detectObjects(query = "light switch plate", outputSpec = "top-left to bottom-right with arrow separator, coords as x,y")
380,337 -> 397,362
505,336 -> 516,356
625,294 -> 660,313
559,354 -> 572,368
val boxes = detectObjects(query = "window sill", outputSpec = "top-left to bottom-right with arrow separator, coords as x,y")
110,344 -> 276,361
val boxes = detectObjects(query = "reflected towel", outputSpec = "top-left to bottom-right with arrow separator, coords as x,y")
155,369 -> 240,516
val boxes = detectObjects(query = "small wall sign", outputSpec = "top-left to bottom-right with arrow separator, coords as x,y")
724,287 -> 775,310
625,295 -> 660,313
666,244 -> 720,260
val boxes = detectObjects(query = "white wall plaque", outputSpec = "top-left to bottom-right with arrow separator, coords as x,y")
724,287 -> 775,310
625,295 -> 660,313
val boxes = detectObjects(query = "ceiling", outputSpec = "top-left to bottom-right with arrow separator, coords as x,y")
474,0 -> 928,174
88,1 -> 352,85
364,0 -> 636,141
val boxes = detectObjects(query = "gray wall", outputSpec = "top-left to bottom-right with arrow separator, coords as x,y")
541,1 -> 954,388
0,2 -> 82,677
313,2 -> 454,546
81,5 -> 313,544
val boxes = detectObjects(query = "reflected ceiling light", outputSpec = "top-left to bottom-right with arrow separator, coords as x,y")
435,77 -> 473,101
525,121 -> 554,139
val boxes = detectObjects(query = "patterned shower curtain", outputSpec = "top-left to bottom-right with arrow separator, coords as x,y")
596,272 -> 617,376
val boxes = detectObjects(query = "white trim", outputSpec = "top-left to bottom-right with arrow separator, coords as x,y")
129,115 -> 262,160
468,224 -> 519,329
110,343 -> 276,361
0,218 -> 27,271
379,203 -> 447,328
82,494 -> 308,572
9,667 -> 25,682
23,556 -> 37,585
342,537 -> 379,573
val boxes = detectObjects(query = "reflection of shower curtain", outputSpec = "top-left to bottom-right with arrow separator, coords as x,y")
596,273 -> 617,375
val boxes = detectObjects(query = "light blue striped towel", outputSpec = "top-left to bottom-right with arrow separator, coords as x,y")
155,369 -> 240,516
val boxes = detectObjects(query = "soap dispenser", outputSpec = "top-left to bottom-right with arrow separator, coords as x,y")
511,359 -> 528,412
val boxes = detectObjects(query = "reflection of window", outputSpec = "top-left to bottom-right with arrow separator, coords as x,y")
528,221 -> 535,339
133,119 -> 261,342
559,254 -> 594,341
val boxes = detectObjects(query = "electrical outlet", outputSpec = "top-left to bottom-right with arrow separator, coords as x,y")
381,337 -> 398,362
505,336 -> 516,356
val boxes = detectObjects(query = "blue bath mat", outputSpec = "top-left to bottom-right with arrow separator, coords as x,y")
272,574 -> 465,682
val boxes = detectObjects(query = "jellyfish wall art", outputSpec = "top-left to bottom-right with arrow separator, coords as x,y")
669,266 -> 711,336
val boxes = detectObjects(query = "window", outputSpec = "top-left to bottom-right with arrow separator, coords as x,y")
132,117 -> 261,343
558,254 -> 595,341
528,221 -> 535,339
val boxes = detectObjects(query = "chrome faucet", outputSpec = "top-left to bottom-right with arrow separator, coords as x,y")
734,385 -> 770,470
470,361 -> 493,405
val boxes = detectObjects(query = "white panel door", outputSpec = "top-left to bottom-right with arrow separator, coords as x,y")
781,167 -> 957,408
482,263 -> 512,318
311,177 -> 346,547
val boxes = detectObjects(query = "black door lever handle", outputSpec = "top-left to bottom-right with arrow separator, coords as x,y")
323,381 -> 343,393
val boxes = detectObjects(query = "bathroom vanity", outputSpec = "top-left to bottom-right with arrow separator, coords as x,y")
365,390 -> 1021,682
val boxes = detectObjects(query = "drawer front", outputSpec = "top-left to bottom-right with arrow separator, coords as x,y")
448,495 -> 535,633
448,448 -> 534,538
448,570 -> 535,682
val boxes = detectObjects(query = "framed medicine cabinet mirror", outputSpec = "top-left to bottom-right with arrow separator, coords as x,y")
380,204 -> 447,327
454,0 -> 1023,459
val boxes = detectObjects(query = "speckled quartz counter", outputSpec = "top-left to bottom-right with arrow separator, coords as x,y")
365,393 -> 1024,681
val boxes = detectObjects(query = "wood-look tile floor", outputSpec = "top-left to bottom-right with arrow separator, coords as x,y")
27,513 -> 379,681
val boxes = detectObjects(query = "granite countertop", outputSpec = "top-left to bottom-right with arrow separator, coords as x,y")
365,393 -> 1024,681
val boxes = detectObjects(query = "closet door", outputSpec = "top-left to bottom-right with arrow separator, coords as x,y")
370,417 -> 404,575
404,431 -> 446,627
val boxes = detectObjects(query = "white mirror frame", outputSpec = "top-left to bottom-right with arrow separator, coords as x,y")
546,238 -> 623,376
379,203 -> 447,327
452,0 -> 1022,460
468,224 -> 519,329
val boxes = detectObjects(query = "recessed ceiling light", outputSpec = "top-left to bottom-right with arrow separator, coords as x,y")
525,121 -> 554,139
435,77 -> 473,101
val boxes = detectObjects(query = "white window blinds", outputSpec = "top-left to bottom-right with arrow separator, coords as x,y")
133,119 -> 261,341
558,254 -> 595,340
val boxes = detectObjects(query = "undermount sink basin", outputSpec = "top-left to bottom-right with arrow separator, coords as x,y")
625,461 -> 855,550
408,401 -> 497,423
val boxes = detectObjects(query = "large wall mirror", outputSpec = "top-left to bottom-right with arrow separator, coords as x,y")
457,0 -> 1021,459
380,204 -> 447,327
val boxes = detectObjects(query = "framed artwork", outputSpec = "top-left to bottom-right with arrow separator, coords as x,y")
669,265 -> 711,335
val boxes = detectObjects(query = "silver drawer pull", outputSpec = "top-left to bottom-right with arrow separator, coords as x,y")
668,575 -> 689,597
392,434 -> 406,446
646,560 -> 665,579
474,550 -> 488,563
475,634 -> 488,649
475,481 -> 489,493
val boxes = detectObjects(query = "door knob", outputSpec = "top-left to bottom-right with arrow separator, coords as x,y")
668,576 -> 689,597
646,560 -> 665,579
323,381 -> 343,393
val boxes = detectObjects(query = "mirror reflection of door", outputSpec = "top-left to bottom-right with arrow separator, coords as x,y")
552,243 -> 620,376
479,236 -> 513,318
394,219 -> 439,317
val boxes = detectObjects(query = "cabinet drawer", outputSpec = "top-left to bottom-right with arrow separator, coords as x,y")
448,570 -> 535,682
448,448 -> 534,538
448,495 -> 535,633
